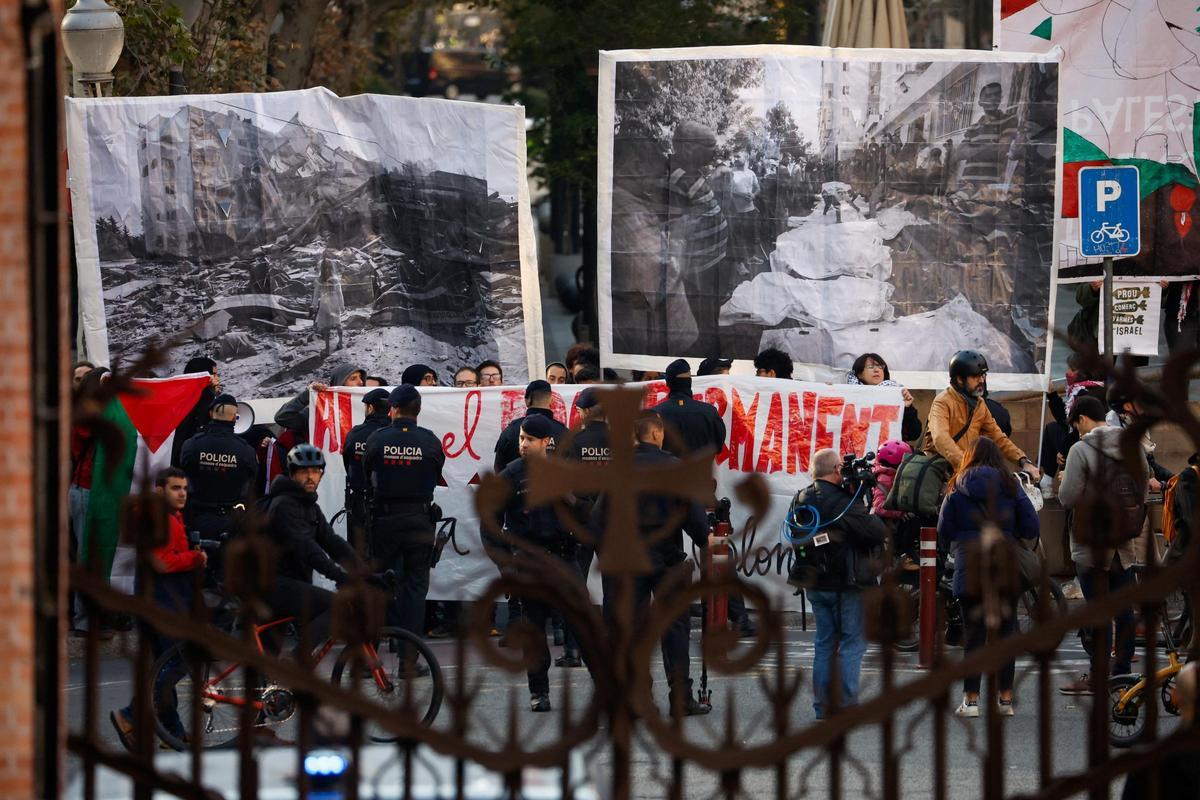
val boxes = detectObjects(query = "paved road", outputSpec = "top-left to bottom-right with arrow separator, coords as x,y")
64,625 -> 1168,799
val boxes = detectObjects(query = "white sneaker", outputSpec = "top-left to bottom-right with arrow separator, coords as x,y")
997,698 -> 1015,716
955,698 -> 980,718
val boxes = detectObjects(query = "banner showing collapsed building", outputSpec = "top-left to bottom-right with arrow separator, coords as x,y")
996,0 -> 1200,282
308,377 -> 903,604
66,89 -> 543,398
597,46 -> 1061,390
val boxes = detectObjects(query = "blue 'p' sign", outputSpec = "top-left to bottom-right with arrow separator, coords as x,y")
1078,166 -> 1140,258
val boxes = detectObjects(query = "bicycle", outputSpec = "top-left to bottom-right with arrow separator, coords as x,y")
1109,607 -> 1188,748
149,573 -> 444,751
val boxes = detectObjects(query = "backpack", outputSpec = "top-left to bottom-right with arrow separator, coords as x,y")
782,486 -> 848,589
884,413 -> 974,518
1161,465 -> 1199,544
1085,442 -> 1148,542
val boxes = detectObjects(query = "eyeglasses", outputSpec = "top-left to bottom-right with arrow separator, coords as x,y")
480,372 -> 502,382
454,380 -> 478,388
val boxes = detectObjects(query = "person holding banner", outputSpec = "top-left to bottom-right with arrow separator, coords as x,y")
363,385 -> 446,651
341,388 -> 391,557
493,414 -> 583,712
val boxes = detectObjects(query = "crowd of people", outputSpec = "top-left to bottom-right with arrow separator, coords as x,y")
66,339 -> 1195,774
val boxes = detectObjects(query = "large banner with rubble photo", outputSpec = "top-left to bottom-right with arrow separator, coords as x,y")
996,0 -> 1200,283
597,46 -> 1062,391
308,377 -> 903,606
66,88 -> 543,398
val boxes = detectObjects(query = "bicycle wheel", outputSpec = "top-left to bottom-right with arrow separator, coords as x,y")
151,642 -> 297,750
330,627 -> 444,740
1109,674 -> 1146,748
1016,581 -> 1067,634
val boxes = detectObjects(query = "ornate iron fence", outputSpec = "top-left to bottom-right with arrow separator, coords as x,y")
60,346 -> 1200,800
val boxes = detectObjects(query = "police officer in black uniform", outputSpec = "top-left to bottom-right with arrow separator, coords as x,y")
493,413 -> 581,712
652,359 -> 727,459
342,387 -> 391,556
591,412 -> 712,716
179,393 -> 258,541
363,385 -> 446,646
494,380 -> 566,473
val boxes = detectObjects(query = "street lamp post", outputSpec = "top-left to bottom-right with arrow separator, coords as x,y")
60,0 -> 125,98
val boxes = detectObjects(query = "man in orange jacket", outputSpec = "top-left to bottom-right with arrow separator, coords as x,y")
110,467 -> 207,751
923,350 -> 1041,480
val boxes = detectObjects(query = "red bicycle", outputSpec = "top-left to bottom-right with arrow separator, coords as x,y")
149,611 -> 443,750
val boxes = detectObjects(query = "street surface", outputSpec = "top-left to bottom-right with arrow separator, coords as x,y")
65,624 -> 1159,799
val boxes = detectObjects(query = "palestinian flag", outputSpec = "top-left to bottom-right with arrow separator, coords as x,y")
81,373 -> 211,583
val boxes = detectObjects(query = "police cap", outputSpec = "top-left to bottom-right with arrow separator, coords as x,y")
209,393 -> 237,411
574,388 -> 599,409
520,413 -> 557,439
362,388 -> 389,407
665,359 -> 691,379
388,384 -> 420,409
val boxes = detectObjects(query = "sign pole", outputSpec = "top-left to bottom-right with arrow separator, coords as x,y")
1103,255 -> 1114,363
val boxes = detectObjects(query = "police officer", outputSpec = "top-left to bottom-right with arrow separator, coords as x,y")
179,393 -> 258,540
493,413 -> 581,712
652,359 -> 726,460
591,413 -> 711,716
563,388 -> 611,576
494,380 -> 566,473
342,387 -> 391,556
363,385 -> 446,648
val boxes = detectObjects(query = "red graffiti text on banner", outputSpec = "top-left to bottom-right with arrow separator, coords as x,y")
313,390 -> 354,454
726,389 -> 761,472
443,390 -> 483,461
755,393 -> 785,473
786,391 -> 817,475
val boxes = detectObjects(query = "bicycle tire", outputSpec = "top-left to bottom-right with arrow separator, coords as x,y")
1017,581 -> 1068,634
151,642 -> 251,751
1109,674 -> 1146,748
330,627 -> 444,738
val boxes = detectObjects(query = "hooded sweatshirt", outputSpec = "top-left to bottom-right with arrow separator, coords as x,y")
937,465 -> 1040,596
274,362 -> 365,442
871,463 -> 903,520
1058,424 -> 1142,570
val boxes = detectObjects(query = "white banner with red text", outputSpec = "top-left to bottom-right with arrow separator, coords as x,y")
309,377 -> 904,608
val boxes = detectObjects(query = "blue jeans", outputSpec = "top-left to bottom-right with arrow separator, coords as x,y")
808,589 -> 867,718
1077,563 -> 1136,676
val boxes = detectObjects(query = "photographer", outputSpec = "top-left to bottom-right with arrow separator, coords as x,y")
788,448 -> 887,719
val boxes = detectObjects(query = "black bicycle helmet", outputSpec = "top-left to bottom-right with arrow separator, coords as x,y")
949,350 -> 989,382
286,443 -> 326,474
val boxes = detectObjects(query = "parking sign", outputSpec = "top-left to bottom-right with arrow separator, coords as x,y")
1078,166 -> 1140,258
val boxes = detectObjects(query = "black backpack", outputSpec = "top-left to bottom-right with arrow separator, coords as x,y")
783,485 -> 850,589
1084,441 -> 1148,542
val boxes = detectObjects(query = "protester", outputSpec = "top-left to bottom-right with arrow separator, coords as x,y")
697,357 -> 732,376
365,375 -> 389,387
1056,396 -> 1142,695
108,468 -> 207,750
477,360 -> 503,387
170,356 -> 220,468
274,363 -> 366,444
591,413 -> 711,716
846,353 -> 921,442
545,362 -> 568,384
790,448 -> 887,718
938,438 -> 1039,717
72,361 -> 94,388
402,364 -> 438,387
263,445 -> 360,654
454,367 -> 479,388
754,347 -> 794,380
1040,353 -> 1106,481
564,344 -> 600,381
924,351 -> 1039,478
574,365 -> 602,385
491,414 -> 583,712
363,385 -> 445,652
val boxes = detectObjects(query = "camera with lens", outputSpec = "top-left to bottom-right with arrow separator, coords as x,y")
840,451 -> 876,490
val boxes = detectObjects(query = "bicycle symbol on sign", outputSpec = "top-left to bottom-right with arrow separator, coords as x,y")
1090,222 -> 1131,245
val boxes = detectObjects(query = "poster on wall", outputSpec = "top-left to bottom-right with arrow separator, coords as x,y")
996,0 -> 1200,283
1100,282 -> 1163,356
597,46 -> 1061,391
66,88 -> 543,398
308,376 -> 904,606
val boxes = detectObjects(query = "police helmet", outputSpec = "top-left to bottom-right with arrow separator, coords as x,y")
949,350 -> 988,382
286,443 -> 326,474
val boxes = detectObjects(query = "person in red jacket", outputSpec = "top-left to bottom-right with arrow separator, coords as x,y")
109,467 -> 206,751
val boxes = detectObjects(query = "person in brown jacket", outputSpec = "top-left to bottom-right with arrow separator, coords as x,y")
923,350 -> 1041,480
